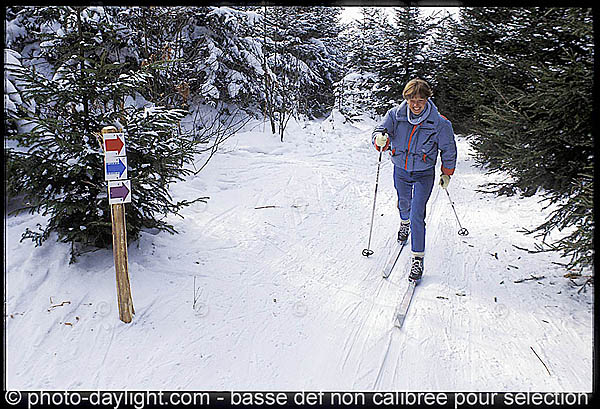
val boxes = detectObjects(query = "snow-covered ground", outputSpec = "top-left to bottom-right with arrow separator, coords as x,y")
5,112 -> 593,391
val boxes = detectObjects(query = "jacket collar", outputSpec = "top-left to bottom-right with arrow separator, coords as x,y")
396,99 -> 439,127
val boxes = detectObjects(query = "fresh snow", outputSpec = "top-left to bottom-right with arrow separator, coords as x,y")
5,94 -> 17,113
5,112 -> 593,391
4,48 -> 22,68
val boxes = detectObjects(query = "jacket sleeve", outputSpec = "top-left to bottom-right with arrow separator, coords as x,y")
371,108 -> 395,148
438,119 -> 457,175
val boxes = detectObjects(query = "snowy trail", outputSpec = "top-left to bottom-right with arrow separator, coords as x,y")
5,114 -> 593,391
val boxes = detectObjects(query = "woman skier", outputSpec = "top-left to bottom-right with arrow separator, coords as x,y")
372,78 -> 457,283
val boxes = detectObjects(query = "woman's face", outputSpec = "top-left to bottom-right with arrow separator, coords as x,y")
407,97 -> 427,115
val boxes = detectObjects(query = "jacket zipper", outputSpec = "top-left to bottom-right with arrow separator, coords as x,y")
405,124 -> 420,170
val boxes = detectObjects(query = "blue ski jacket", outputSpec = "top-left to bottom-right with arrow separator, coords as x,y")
372,100 -> 457,175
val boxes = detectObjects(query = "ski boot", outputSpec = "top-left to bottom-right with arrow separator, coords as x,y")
397,220 -> 410,242
408,255 -> 424,283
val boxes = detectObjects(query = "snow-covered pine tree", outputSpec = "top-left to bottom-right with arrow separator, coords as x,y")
449,7 -> 529,136
5,6 -> 206,262
461,8 -> 593,271
4,49 -> 26,139
4,9 -> 29,126
258,6 -> 308,141
4,48 -> 29,202
110,7 -> 189,108
179,7 -> 265,111
346,7 -> 389,76
284,6 -> 345,118
108,6 -> 264,112
373,7 -> 440,114
469,7 -> 593,196
334,71 -> 379,120
109,5 -> 259,168
335,7 -> 390,119
417,10 -> 462,127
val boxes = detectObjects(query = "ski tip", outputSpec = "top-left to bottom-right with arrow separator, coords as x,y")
394,314 -> 406,329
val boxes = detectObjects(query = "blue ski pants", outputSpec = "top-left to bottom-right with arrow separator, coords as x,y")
393,166 -> 435,254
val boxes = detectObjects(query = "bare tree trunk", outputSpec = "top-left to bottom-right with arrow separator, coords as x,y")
75,7 -> 90,135
262,7 -> 277,134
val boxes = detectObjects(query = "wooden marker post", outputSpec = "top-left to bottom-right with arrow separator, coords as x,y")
101,126 -> 134,323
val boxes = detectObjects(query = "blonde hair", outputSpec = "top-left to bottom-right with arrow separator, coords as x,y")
402,78 -> 433,100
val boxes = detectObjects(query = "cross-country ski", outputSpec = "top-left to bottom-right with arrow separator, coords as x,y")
382,237 -> 409,279
394,279 -> 417,328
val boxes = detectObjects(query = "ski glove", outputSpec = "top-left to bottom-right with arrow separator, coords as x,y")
439,174 -> 451,189
374,132 -> 389,151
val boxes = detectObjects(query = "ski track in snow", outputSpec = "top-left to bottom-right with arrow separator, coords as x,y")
5,114 -> 593,391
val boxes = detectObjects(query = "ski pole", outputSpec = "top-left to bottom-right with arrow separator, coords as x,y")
362,149 -> 383,257
444,187 -> 469,236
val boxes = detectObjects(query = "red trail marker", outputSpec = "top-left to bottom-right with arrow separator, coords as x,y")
104,133 -> 125,155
